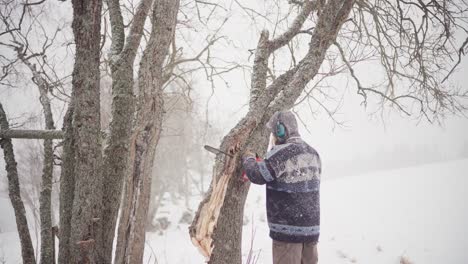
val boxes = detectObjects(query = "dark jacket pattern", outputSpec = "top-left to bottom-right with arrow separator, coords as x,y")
243,137 -> 321,243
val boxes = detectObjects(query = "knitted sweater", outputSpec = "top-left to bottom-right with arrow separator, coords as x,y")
243,137 -> 321,243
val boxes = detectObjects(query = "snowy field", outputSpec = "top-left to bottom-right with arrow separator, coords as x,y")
1,158 -> 467,263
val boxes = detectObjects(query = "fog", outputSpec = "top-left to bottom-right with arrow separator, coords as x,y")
1,0 -> 467,263
1,1 -> 467,176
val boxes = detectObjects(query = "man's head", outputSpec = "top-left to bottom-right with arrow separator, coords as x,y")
266,110 -> 300,145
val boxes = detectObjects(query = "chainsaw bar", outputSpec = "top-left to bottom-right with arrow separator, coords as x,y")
203,145 -> 234,158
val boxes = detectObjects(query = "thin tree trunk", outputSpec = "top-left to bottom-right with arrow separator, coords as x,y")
0,103 -> 36,264
19,46 -> 58,264
40,130 -> 54,264
58,105 -> 75,264
114,1 -> 179,263
67,0 -> 103,262
100,59 -> 135,264
190,1 -> 354,263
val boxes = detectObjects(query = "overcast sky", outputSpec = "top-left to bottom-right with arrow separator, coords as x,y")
1,0 -> 467,167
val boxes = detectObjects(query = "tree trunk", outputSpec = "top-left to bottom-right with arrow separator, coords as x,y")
38,92 -> 55,264
16,44 -> 59,263
114,1 -> 180,263
190,1 -> 354,263
67,0 -> 103,263
100,0 -> 153,262
189,117 -> 260,263
0,103 -> 36,264
100,58 -> 135,264
39,129 -> 54,264
22,49 -> 58,264
58,105 -> 75,264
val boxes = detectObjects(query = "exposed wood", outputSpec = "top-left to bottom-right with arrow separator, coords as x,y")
189,118 -> 257,260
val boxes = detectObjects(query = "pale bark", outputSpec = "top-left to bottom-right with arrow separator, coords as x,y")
67,0 -> 103,263
114,1 -> 180,263
0,103 -> 36,264
101,0 -> 154,262
0,129 -> 63,139
190,1 -> 355,263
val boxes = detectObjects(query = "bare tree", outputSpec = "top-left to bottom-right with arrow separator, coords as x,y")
114,1 -> 180,263
0,103 -> 36,264
99,0 -> 154,262
2,1 -> 235,263
102,0 -> 238,260
7,32 -> 59,264
189,0 -> 468,263
25,48 -> 56,264
0,1 -> 69,263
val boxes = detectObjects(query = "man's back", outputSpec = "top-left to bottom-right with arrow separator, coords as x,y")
264,138 -> 321,243
242,110 -> 321,264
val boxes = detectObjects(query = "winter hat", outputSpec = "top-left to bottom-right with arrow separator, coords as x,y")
266,110 -> 300,141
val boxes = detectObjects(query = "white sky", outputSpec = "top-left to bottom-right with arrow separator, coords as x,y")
1,0 -> 467,166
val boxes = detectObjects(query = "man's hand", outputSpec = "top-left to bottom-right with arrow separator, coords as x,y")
241,150 -> 255,183
242,150 -> 256,160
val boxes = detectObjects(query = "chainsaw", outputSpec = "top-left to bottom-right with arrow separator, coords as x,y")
203,145 -> 262,182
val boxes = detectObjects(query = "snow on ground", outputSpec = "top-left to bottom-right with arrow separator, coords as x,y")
1,159 -> 467,263
144,158 -> 468,264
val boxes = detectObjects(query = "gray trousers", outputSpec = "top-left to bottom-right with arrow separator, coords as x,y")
272,240 -> 318,264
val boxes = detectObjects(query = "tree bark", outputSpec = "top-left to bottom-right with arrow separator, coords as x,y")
67,0 -> 103,263
0,103 -> 36,264
38,76 -> 56,264
58,105 -> 76,264
190,1 -> 355,263
100,0 -> 154,262
100,43 -> 135,264
114,1 -> 180,263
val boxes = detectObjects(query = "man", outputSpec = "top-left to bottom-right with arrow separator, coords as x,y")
242,110 -> 321,264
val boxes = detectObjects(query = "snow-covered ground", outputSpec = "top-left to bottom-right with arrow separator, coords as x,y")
1,159 -> 468,263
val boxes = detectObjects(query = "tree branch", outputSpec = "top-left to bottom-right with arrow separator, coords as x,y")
250,0 -> 316,107
0,129 -> 64,139
268,0 -> 317,52
107,0 -> 125,58
119,0 -> 154,62
267,0 -> 355,113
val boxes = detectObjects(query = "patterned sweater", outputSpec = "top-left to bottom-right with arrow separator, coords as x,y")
243,137 -> 321,243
